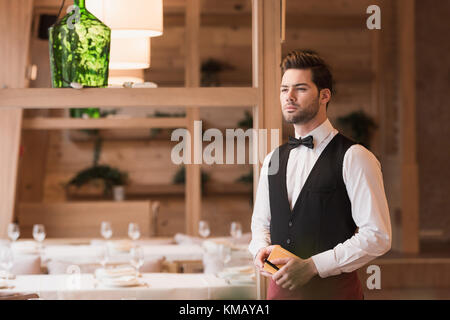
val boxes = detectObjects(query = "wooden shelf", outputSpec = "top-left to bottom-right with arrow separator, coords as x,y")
66,183 -> 252,200
0,87 -> 258,109
22,117 -> 188,130
65,124 -> 251,142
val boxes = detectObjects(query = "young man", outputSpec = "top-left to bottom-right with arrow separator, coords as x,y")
248,50 -> 392,299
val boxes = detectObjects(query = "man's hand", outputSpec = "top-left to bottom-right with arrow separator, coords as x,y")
253,246 -> 276,277
271,256 -> 318,290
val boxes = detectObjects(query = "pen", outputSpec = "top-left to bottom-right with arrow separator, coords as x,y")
264,258 -> 279,271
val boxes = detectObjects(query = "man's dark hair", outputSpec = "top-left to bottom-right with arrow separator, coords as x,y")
281,50 -> 334,108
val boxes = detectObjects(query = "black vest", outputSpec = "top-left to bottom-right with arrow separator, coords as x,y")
268,133 -> 357,259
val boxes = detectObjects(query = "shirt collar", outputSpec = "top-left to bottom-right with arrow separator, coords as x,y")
294,118 -> 334,147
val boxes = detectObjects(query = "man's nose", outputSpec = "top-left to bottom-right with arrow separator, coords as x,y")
286,88 -> 296,102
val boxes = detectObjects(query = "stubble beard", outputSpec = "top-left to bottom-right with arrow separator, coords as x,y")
283,98 -> 320,125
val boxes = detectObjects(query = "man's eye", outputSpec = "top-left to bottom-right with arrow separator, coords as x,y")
281,89 -> 288,92
297,88 -> 306,91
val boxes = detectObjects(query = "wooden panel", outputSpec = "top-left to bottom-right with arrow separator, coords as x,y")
0,0 -> 33,237
0,88 -> 258,109
17,201 -> 153,238
0,0 -> 34,88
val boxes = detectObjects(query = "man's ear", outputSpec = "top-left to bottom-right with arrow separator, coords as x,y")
320,88 -> 331,105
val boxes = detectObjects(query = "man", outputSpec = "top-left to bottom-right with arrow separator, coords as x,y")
248,50 -> 392,300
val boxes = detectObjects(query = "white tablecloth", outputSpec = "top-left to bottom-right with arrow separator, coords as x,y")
0,273 -> 256,300
13,243 -> 204,264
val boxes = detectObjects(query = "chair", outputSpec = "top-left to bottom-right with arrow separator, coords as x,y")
12,254 -> 42,275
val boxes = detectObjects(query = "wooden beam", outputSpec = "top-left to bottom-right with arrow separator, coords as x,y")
252,0 -> 283,301
185,0 -> 202,236
22,117 -> 189,130
262,0 -> 282,147
0,87 -> 258,109
398,0 -> 419,253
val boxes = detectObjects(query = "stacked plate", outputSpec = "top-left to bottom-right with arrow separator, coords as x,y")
95,267 -> 141,287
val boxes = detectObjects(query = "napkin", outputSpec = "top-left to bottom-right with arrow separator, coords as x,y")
174,233 -> 204,245
107,240 -> 133,253
11,241 -> 39,254
217,265 -> 256,285
95,266 -> 137,279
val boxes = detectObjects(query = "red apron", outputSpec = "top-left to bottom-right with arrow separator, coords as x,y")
267,271 -> 364,300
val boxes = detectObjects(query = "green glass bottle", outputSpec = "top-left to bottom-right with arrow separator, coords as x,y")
49,0 -> 110,118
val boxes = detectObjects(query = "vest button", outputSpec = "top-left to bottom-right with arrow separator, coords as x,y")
286,238 -> 291,245
288,221 -> 293,227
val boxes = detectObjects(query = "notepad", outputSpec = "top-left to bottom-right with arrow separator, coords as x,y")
263,245 -> 298,274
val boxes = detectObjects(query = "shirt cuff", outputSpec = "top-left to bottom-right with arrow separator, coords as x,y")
311,250 -> 341,278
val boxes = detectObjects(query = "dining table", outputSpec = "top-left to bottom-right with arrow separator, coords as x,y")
0,273 -> 257,300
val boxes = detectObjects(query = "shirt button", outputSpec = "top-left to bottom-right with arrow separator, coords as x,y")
286,238 -> 291,245
288,221 -> 293,227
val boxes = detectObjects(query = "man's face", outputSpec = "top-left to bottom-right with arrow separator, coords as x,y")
280,68 -> 321,125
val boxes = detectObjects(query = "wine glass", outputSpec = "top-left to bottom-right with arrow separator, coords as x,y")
230,221 -> 242,243
219,244 -> 232,270
100,221 -> 113,240
32,224 -> 46,243
32,224 -> 46,257
198,221 -> 210,239
130,246 -> 144,275
0,246 -> 14,279
7,223 -> 20,242
99,245 -> 110,269
128,223 -> 141,241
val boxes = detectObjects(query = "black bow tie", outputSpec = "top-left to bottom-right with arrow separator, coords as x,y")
288,135 -> 314,149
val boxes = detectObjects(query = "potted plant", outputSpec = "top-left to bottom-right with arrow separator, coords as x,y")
336,110 -> 378,150
67,165 -> 129,201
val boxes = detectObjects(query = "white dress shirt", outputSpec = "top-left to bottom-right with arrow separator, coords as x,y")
248,118 -> 392,278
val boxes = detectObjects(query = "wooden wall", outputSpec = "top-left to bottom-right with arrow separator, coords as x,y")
416,0 -> 450,242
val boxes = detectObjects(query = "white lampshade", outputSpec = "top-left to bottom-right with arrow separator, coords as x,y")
109,69 -> 145,86
87,0 -> 163,38
109,37 -> 150,70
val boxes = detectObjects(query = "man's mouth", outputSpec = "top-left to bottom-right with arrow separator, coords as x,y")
285,105 -> 298,111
